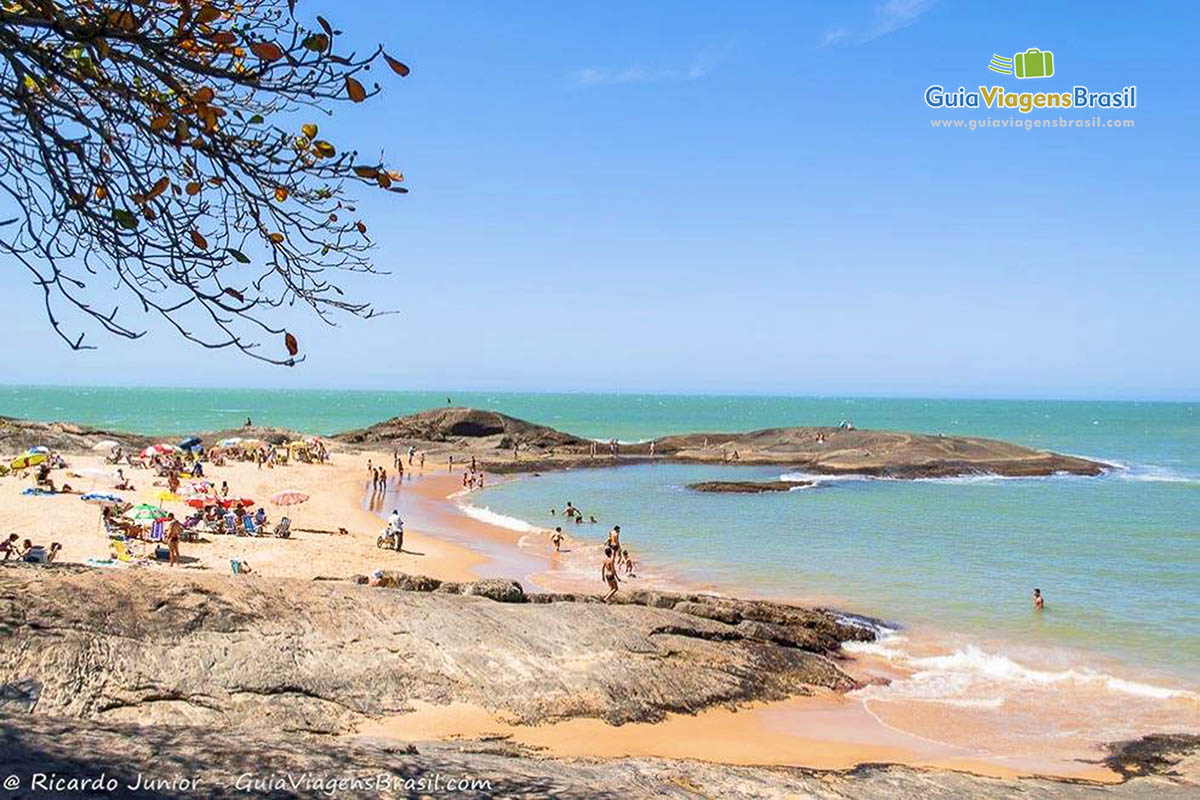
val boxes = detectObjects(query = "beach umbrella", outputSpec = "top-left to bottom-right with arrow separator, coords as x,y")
10,452 -> 47,470
128,503 -> 167,521
239,439 -> 265,450
127,503 -> 167,521
178,436 -> 202,450
91,440 -> 120,450
27,445 -> 50,455
270,489 -> 309,506
81,492 -> 126,507
155,490 -> 181,503
184,480 -> 214,496
141,443 -> 178,459
215,437 -> 243,448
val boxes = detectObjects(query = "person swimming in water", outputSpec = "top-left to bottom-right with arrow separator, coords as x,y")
1033,588 -> 1045,610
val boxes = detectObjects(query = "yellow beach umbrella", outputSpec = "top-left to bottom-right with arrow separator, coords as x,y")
10,452 -> 47,470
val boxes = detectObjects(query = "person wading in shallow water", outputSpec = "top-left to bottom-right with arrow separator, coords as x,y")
1033,588 -> 1045,610
602,546 -> 621,603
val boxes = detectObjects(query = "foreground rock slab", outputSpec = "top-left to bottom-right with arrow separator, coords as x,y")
0,566 -> 865,734
0,714 -> 1196,799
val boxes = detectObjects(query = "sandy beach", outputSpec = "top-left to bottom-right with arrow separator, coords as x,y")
0,438 -> 1138,785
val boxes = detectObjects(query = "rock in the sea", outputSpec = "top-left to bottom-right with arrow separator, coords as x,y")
688,480 -> 812,493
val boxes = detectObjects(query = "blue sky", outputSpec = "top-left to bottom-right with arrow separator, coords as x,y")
2,0 -> 1197,398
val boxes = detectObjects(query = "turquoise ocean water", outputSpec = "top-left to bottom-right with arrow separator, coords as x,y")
3,387 -> 1198,713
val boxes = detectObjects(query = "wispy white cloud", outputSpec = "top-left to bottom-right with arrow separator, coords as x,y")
821,0 -> 937,47
570,46 -> 729,87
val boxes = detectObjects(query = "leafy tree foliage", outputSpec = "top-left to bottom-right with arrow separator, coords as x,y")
0,0 -> 409,363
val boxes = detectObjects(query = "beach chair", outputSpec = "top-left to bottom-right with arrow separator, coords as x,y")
111,540 -> 136,563
223,513 -> 238,534
242,516 -> 259,536
148,519 -> 165,542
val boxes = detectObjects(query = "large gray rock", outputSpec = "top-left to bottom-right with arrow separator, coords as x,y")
0,566 -> 862,733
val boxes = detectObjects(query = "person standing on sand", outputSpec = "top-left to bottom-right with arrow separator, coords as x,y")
551,527 -> 564,552
607,525 -> 621,553
379,466 -> 387,490
1033,588 -> 1045,610
623,549 -> 636,577
408,446 -> 415,465
448,455 -> 454,473
602,546 -> 621,603
166,514 -> 182,567
419,451 -> 425,469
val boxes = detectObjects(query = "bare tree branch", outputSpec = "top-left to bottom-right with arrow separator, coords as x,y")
0,0 -> 409,364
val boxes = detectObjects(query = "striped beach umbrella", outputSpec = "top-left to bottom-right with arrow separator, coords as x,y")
141,443 -> 178,459
128,503 -> 167,521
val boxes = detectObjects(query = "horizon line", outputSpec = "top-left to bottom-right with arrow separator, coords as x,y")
0,382 -> 1194,405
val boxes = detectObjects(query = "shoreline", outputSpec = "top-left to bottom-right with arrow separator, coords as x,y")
385,467 -> 1197,783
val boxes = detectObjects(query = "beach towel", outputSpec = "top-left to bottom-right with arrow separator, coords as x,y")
21,488 -> 56,496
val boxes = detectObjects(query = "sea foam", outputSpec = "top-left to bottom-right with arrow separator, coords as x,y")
847,638 -> 1199,705
456,503 -> 544,534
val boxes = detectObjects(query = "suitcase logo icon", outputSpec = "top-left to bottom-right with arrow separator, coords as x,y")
988,48 -> 1055,79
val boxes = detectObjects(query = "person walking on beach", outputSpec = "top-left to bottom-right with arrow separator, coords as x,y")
602,546 -> 620,603
419,451 -> 425,469
379,466 -> 388,490
551,527 -> 564,552
1033,588 -> 1045,610
448,455 -> 454,473
607,525 -> 621,553
408,445 -> 415,465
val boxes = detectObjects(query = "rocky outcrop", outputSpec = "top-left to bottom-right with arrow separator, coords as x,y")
688,480 -> 812,493
0,566 -> 865,734
0,713 -> 1196,799
4,408 -> 1108,479
336,407 -> 588,451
